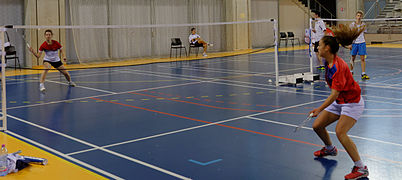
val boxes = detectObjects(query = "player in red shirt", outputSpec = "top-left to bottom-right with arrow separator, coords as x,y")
310,34 -> 368,179
29,29 -> 75,92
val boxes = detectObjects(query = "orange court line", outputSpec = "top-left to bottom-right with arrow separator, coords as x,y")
130,92 -> 265,112
89,97 -> 321,147
134,91 -> 309,115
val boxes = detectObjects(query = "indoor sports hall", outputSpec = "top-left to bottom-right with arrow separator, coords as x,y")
1,0 -> 402,179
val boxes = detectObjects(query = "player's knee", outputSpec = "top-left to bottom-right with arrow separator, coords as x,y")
335,127 -> 346,138
312,123 -> 323,132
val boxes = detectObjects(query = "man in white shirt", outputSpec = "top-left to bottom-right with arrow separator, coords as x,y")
312,12 -> 326,70
189,28 -> 210,57
349,10 -> 369,80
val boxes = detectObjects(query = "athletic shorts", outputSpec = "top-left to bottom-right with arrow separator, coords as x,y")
191,42 -> 203,47
313,41 -> 319,52
350,42 -> 367,56
324,96 -> 364,121
43,60 -> 63,68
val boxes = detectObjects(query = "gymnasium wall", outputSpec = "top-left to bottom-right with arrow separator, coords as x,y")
9,0 -> 281,67
0,0 -> 25,67
278,0 -> 310,46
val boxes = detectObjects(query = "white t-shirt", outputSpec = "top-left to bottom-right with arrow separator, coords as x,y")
350,22 -> 367,44
189,34 -> 200,44
314,19 -> 326,43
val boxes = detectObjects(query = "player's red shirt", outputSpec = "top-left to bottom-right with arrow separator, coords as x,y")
325,28 -> 334,36
325,55 -> 361,104
39,40 -> 62,62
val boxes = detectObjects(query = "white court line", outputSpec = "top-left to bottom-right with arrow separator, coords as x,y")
119,69 -> 331,98
7,81 -> 204,110
5,130 -> 124,180
156,65 -> 310,77
247,116 -> 402,147
7,114 -> 191,180
46,79 -> 116,94
246,117 -> 402,165
159,62 -> 309,76
157,65 -> 308,78
5,70 -> 121,85
66,99 -> 326,156
121,68 -> 402,106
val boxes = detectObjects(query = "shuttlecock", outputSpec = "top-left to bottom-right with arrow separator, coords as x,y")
268,79 -> 272,83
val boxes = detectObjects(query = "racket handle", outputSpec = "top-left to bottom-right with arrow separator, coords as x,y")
22,156 -> 48,165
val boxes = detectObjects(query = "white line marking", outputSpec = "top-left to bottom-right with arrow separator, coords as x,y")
121,68 -> 402,105
7,114 -> 191,180
46,79 -> 116,94
247,117 -> 402,165
66,99 -> 326,156
247,116 -> 402,147
5,130 -> 124,180
8,81 -> 203,110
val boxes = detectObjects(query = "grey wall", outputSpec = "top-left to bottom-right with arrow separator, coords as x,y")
251,0 -> 279,48
0,0 -> 25,67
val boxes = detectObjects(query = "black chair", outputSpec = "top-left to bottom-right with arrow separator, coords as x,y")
287,32 -> 300,46
4,32 -> 21,70
279,32 -> 288,47
188,43 -> 203,57
170,38 -> 187,58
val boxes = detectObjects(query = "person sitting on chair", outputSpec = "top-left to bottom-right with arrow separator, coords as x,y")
189,28 -> 211,57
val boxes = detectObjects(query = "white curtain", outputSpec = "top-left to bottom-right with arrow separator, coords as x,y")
250,0 -> 278,48
109,0 -> 152,58
189,0 -> 226,52
153,0 -> 189,56
69,0 -> 109,62
66,0 -> 228,63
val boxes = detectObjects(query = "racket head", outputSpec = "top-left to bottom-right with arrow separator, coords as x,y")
294,113 -> 314,132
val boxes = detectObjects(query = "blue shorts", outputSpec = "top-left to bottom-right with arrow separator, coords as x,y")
324,96 -> 364,121
350,42 -> 367,56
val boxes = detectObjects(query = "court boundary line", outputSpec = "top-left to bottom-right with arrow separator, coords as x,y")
66,97 -> 402,167
6,114 -> 192,180
5,130 -> 123,180
246,116 -> 402,147
246,117 -> 402,165
66,98 -> 326,156
7,81 -> 204,110
120,68 -> 402,105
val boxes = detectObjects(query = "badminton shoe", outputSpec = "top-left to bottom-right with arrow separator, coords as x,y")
361,74 -> 370,80
344,166 -> 369,180
203,53 -> 208,57
314,146 -> 338,157
39,83 -> 45,92
68,81 -> 76,87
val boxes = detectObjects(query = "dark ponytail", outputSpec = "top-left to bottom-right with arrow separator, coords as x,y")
332,24 -> 365,47
321,23 -> 365,54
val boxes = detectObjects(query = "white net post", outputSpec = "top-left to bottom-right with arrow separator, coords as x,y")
273,19 -> 279,87
0,27 -> 7,131
309,18 -> 313,73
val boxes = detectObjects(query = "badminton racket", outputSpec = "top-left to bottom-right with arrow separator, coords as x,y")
294,113 -> 314,132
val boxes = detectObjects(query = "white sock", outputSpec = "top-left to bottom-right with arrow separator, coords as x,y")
40,83 -> 44,86
354,160 -> 365,168
362,72 -> 366,75
325,145 -> 335,150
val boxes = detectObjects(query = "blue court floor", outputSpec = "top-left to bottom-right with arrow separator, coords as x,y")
2,47 -> 402,179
